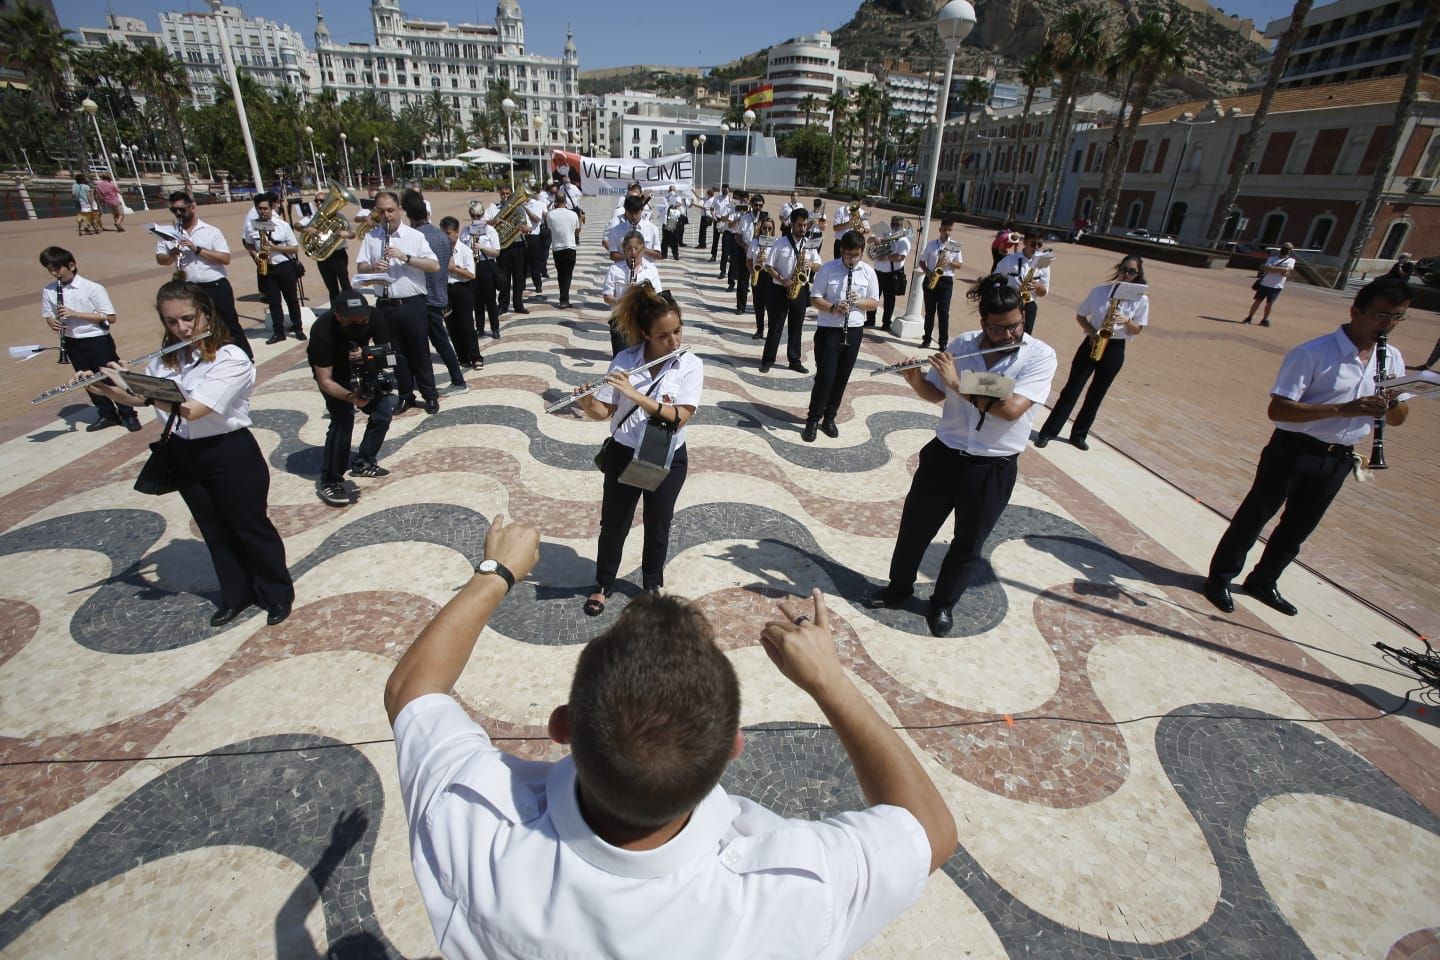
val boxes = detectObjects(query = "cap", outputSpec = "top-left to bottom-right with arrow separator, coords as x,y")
335,290 -> 373,317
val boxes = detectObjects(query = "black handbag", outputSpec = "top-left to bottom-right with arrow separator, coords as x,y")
894,270 -> 908,296
133,409 -> 180,496
594,358 -> 677,474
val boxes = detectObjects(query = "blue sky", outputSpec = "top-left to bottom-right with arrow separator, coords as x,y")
54,0 -> 1301,70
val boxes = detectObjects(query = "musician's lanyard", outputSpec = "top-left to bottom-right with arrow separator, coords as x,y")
789,235 -> 803,278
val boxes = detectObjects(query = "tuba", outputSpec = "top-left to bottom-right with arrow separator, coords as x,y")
302,180 -> 361,261
867,226 -> 914,260
493,181 -> 535,249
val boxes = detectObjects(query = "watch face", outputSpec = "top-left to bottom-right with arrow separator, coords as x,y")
478,559 -> 497,573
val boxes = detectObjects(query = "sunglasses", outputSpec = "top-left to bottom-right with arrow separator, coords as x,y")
169,207 -> 190,215
1120,267 -> 1139,275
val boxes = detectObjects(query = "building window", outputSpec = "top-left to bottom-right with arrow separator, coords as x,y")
1258,211 -> 1287,244
1378,219 -> 1410,259
1305,214 -> 1336,253
1080,196 -> 1093,220
1125,200 -> 1144,229
1164,200 -> 1187,236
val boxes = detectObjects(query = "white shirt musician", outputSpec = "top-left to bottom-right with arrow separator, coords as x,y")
602,258 -> 664,305
764,231 -> 822,284
357,220 -> 438,299
603,213 -> 661,263
461,222 -> 502,263
920,237 -> 961,280
242,213 -> 300,267
831,203 -> 869,236
812,257 -> 879,329
449,232 -> 477,279
144,341 -> 256,439
996,241 -> 1051,296
155,215 -> 230,283
523,195 -> 550,230
929,330 -> 1056,457
42,272 -> 114,340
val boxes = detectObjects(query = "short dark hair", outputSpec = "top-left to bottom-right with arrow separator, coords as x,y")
401,188 -> 427,221
169,191 -> 194,204
940,217 -> 956,229
721,183 -> 730,191
439,215 -> 459,231
839,229 -> 865,252
623,194 -> 645,214
750,193 -> 764,204
568,594 -> 739,828
967,273 -> 1024,320
789,208 -> 809,224
39,246 -> 76,270
1354,277 -> 1412,313
1022,231 -> 1042,242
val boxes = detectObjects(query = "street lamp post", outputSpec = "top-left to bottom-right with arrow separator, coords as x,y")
374,136 -> 384,189
80,99 -> 115,178
340,132 -> 353,189
304,126 -> 321,187
533,114 -> 546,179
116,143 -> 148,209
696,134 -> 707,188
899,0 -> 977,336
206,0 -> 263,191
719,122 -> 730,186
501,97 -> 517,190
1160,112 -> 1214,242
742,109 -> 756,190
317,152 -> 327,184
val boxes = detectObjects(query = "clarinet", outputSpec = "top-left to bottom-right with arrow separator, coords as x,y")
55,282 -> 68,365
1369,332 -> 1388,470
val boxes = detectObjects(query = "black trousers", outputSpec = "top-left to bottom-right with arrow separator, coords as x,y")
445,282 -> 480,365
552,248 -> 577,304
539,226 -> 551,277
731,251 -> 750,311
193,278 -> 253,359
923,278 -> 954,346
763,283 -> 808,366
710,220 -> 722,259
65,333 -> 125,420
261,260 -> 304,337
1040,338 -> 1125,442
426,305 -> 466,387
720,232 -> 736,280
321,390 -> 398,484
753,274 -> 772,334
525,233 -> 546,291
887,437 -> 1019,607
379,295 -> 436,404
808,325 -> 863,421
497,243 -> 527,310
661,226 -> 680,260
677,214 -> 689,245
1209,429 -> 1352,587
873,269 -> 903,326
1022,300 -> 1039,336
594,440 -> 689,593
171,428 -> 293,611
474,261 -> 501,335
317,247 -> 351,304
699,214 -> 713,248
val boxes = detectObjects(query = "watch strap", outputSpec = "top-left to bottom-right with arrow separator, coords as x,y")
479,559 -> 515,592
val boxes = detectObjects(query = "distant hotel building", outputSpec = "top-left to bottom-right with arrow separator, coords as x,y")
160,6 -> 314,105
1255,0 -> 1437,89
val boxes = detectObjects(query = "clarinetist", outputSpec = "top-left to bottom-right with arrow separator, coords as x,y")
602,233 -> 664,357
1204,277 -> 1411,619
805,230 -> 879,443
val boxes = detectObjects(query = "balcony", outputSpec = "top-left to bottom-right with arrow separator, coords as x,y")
1293,9 -> 1427,54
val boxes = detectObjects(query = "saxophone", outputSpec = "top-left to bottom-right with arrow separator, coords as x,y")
927,248 -> 951,291
785,258 -> 814,301
254,222 -> 274,278
1089,290 -> 1123,362
1018,256 -> 1043,304
750,236 -> 773,287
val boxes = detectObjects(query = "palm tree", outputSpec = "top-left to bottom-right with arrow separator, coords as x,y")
826,89 -> 848,186
424,90 -> 455,156
129,45 -> 193,191
272,86 -> 308,183
1335,2 -> 1440,287
1091,27 -> 1145,232
1094,11 -> 1187,234
852,83 -> 883,191
1034,4 -> 1112,225
954,76 -> 990,209
1007,46 -> 1054,221
0,3 -> 80,166
799,93 -> 818,127
1208,0 -> 1316,247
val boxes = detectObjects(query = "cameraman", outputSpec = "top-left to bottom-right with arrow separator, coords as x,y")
308,290 -> 400,507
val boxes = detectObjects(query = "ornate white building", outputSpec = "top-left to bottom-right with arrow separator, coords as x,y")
313,0 -> 579,162
159,6 -> 315,106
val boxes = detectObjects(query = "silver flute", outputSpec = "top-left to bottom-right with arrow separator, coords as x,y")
545,346 -> 691,414
31,333 -> 208,404
868,343 -> 1021,376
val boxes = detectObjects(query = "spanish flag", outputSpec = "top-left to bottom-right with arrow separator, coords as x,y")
744,84 -> 774,109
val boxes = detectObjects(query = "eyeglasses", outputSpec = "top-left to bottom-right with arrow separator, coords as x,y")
984,322 -> 1025,335
1369,311 -> 1407,322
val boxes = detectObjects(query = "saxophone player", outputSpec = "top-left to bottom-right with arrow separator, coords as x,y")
919,218 -> 962,349
760,209 -> 821,374
747,215 -> 777,340
243,193 -> 305,344
996,231 -> 1050,335
1034,256 -> 1148,451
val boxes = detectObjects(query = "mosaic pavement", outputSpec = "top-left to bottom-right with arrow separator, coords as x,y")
1,215 -> 1437,959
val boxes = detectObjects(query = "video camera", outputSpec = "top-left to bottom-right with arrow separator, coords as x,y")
354,345 -> 396,402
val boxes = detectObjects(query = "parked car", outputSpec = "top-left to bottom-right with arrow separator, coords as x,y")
1123,228 -> 1178,245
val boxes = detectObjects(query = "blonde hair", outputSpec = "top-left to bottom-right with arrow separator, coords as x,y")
156,274 -> 232,370
612,282 -> 680,347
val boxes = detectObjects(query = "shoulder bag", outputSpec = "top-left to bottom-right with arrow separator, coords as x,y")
133,409 -> 181,496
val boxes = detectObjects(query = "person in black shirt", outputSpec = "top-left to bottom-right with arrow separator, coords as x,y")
308,290 -> 401,507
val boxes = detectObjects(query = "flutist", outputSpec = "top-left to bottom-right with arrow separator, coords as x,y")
804,231 -> 879,443
1204,278 -> 1411,619
155,191 -> 252,360
761,209 -> 821,375
243,192 -> 305,344
1035,256 -> 1149,451
864,275 -> 1057,637
38,246 -> 142,432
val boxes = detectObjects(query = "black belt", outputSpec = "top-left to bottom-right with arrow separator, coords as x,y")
1274,429 -> 1353,458
190,278 -> 229,287
376,294 -> 425,304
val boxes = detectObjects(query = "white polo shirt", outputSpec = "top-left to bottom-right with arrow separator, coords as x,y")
927,330 -> 1058,456
395,693 -> 929,960
597,343 -> 703,449
448,236 -> 476,281
601,259 -> 664,300
765,234 -> 822,281
605,218 -> 660,255
357,222 -> 434,299
242,215 -> 299,266
144,343 -> 255,438
523,196 -> 549,229
996,251 -> 1051,293
42,274 -> 114,339
1077,283 -> 1149,341
1271,326 -> 1406,446
159,218 -> 230,283
1259,255 -> 1296,290
812,259 -> 879,329
920,239 -> 962,279
872,234 -> 912,273
461,222 -> 501,263
737,211 -> 762,246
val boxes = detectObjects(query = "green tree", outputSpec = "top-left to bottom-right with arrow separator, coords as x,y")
852,83 -> 883,191
1034,4 -> 1112,224
777,125 -> 835,186
129,45 -> 193,191
394,103 -> 430,159
0,3 -> 80,167
1007,46 -> 1055,221
424,90 -> 455,156
826,89 -> 849,186
798,93 -> 818,127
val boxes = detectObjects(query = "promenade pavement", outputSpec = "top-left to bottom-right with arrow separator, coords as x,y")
0,193 -> 1435,958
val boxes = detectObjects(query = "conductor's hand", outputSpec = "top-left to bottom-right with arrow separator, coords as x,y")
761,589 -> 846,699
483,514 -> 540,583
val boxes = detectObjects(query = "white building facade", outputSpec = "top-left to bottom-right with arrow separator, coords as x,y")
1255,0 -> 1437,90
765,31 -> 840,133
159,6 -> 315,106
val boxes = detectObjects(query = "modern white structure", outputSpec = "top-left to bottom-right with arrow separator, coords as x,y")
597,90 -> 690,154
159,6 -> 315,105
1255,0 -> 1437,90
313,0 -> 580,163
611,104 -> 725,160
76,14 -> 164,52
764,31 -> 841,133
884,71 -> 942,129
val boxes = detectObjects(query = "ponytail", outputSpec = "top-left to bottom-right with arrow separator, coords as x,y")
966,273 -> 1022,322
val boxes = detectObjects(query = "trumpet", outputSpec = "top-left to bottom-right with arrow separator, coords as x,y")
545,346 -> 692,414
868,343 -> 1021,376
31,333 -> 209,404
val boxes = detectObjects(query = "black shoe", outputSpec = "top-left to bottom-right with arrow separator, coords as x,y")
209,605 -> 247,627
920,338 -> 932,349
121,416 -> 143,433
559,301 -> 572,308
802,420 -> 818,443
265,335 -> 285,345
751,331 -> 764,340
734,307 -> 745,315
396,397 -> 417,414
1203,578 -> 1235,614
789,362 -> 809,374
758,362 -> 772,373
820,417 -> 838,438
514,307 -> 530,314
423,399 -> 440,415
1034,434 -> 1051,448
1242,578 -> 1298,616
266,603 -> 292,626
926,602 -> 955,637
1259,320 -> 1271,327
491,330 -> 501,339
1071,437 -> 1089,451
292,328 -> 307,341
938,341 -> 948,351
863,584 -> 913,609
86,417 -> 121,432
727,284 -> 735,291
864,320 -> 876,327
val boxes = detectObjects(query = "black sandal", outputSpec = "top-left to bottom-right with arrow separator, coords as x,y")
582,595 -> 606,617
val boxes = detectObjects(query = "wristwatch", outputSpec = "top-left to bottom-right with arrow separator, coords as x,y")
475,558 -> 515,592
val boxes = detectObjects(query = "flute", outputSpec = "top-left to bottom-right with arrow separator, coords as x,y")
545,346 -> 691,414
868,343 -> 1021,376
30,333 -> 208,404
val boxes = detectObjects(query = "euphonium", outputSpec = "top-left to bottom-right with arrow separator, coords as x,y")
1090,291 -> 1123,362
494,181 -> 535,249
302,179 -> 361,261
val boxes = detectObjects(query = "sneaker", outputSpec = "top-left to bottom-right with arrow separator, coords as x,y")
440,382 -> 470,396
318,482 -> 350,507
349,461 -> 391,478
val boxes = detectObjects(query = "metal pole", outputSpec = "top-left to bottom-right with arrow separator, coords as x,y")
898,46 -> 958,331
208,1 -> 264,191
506,116 -> 515,190
374,138 -> 384,188
307,133 -> 320,186
87,111 -> 116,178
742,128 -> 751,190
719,133 -> 727,186
124,147 -> 149,210
341,135 -> 353,189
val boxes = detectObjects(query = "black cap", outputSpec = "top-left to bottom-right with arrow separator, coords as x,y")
335,290 -> 373,317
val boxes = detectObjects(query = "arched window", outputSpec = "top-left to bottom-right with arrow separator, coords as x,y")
1305,215 -> 1337,254
1125,200 -> 1144,229
1164,200 -> 1188,236
1080,196 -> 1094,219
1258,211 -> 1286,244
1379,219 -> 1410,259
